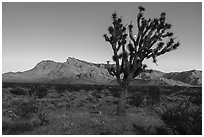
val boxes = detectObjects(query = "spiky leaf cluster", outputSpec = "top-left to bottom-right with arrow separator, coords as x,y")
103,12 -> 128,52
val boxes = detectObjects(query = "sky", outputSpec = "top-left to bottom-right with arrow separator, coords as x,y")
2,2 -> 202,73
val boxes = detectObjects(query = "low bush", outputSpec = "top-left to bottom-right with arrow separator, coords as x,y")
9,86 -> 27,95
55,85 -> 67,94
191,96 -> 202,105
15,100 -> 38,119
34,86 -> 48,99
109,88 -> 120,97
156,97 -> 202,135
91,91 -> 102,98
38,111 -> 49,126
3,119 -> 34,134
86,96 -> 96,103
147,87 -> 161,105
155,126 -> 170,135
127,93 -> 144,107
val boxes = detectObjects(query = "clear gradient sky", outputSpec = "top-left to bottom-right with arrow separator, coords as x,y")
2,2 -> 202,73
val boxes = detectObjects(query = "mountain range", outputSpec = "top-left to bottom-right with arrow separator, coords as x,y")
2,57 -> 202,87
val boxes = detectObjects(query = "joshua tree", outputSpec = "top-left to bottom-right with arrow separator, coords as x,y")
103,6 -> 180,115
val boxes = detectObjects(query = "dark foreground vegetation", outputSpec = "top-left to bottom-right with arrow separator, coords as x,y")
2,83 -> 202,135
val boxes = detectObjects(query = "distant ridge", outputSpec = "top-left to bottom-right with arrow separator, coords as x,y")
2,57 -> 202,87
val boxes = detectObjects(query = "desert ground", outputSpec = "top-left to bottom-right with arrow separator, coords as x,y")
2,83 -> 202,135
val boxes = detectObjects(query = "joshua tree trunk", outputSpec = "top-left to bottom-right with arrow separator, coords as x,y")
117,86 -> 128,115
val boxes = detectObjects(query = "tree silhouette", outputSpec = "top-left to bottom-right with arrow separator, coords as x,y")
104,6 -> 180,115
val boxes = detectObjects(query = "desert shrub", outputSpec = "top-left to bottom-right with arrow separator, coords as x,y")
46,103 -> 56,110
95,86 -> 104,92
68,85 -> 82,91
3,119 -> 34,134
132,123 -> 152,135
15,99 -> 38,119
91,91 -> 101,98
2,83 -> 18,88
104,91 -> 110,97
9,86 -> 27,95
56,102 -> 66,109
175,88 -> 201,96
27,88 -> 34,96
34,86 -> 48,99
3,100 -> 40,134
86,96 -> 96,103
109,87 -> 120,97
101,89 -> 111,96
66,104 -> 71,109
2,118 -> 13,134
2,83 -> 8,88
155,126 -> 170,135
99,130 -> 112,135
55,85 -> 67,94
127,93 -> 144,107
156,97 -> 202,135
76,101 -> 85,107
38,111 -> 49,126
145,87 -> 161,105
191,96 -> 202,105
3,114 -> 42,135
3,98 -> 48,134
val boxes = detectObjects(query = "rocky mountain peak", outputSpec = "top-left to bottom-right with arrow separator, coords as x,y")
2,57 -> 202,86
66,57 -> 77,63
37,60 -> 56,66
33,60 -> 63,75
66,57 -> 96,68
